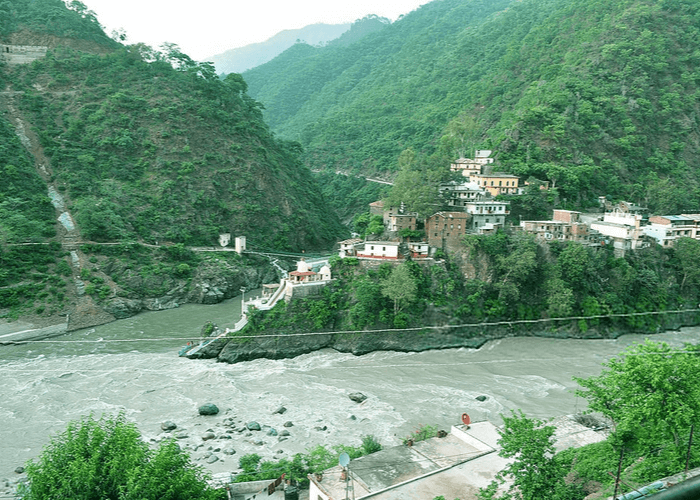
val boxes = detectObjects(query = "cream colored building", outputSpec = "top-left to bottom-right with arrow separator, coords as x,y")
472,173 -> 520,196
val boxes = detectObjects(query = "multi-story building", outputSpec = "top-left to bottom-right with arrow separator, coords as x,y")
644,215 -> 700,247
472,173 -> 520,197
449,150 -> 494,179
464,201 -> 510,232
338,238 -> 364,258
520,210 -> 595,243
387,213 -> 417,232
407,241 -> 430,259
426,212 -> 471,250
591,212 -> 649,256
439,181 -> 488,209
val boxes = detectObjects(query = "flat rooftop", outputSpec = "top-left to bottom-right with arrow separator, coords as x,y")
310,417 -> 607,500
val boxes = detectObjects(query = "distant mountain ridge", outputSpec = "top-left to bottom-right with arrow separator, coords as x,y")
208,23 -> 351,75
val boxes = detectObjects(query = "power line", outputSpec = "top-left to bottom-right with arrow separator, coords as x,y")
2,307 -> 699,345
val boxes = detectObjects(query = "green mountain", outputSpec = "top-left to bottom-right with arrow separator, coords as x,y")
244,0 -> 700,213
0,0 -> 345,327
208,23 -> 352,75
1,0 -> 344,250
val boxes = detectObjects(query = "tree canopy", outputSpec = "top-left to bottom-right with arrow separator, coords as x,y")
478,341 -> 700,499
20,413 -> 224,500
575,340 -> 700,479
245,0 -> 700,213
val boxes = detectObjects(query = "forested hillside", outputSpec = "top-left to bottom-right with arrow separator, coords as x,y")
1,0 -> 344,250
0,0 -> 345,326
245,0 -> 700,213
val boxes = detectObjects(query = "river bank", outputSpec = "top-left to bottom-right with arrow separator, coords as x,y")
186,307 -> 700,364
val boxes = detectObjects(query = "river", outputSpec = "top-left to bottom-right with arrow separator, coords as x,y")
2,296 -> 700,485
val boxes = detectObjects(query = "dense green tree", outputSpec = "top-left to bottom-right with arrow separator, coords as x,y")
385,148 -> 451,217
478,411 -> 582,500
381,263 -> 418,315
575,341 -> 700,479
20,413 -> 223,500
674,237 -> 700,299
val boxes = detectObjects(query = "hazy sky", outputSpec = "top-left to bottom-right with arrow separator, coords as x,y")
79,0 -> 432,61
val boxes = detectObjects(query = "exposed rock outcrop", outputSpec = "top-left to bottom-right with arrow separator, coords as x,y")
199,309 -> 700,364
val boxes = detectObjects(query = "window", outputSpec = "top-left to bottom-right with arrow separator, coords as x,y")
382,247 -> 386,251
499,181 -> 502,186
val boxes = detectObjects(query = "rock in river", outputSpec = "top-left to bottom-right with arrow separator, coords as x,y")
349,392 -> 367,403
198,403 -> 219,416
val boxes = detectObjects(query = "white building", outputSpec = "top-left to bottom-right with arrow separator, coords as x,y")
407,241 -> 430,259
287,259 -> 332,284
644,215 -> 700,247
591,212 -> 648,256
357,241 -> 400,260
338,238 -> 364,258
464,201 -> 510,232
439,181 -> 488,208
449,150 -> 495,179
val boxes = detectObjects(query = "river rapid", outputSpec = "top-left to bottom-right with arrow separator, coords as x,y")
2,296 -> 700,484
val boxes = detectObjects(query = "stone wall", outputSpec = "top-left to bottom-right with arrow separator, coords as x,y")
1,45 -> 48,65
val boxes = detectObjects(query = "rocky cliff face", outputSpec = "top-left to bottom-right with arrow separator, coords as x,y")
100,256 -> 274,320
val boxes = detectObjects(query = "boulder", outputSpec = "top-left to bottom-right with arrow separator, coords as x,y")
267,428 -> 278,436
280,430 -> 290,437
103,298 -> 143,319
475,395 -> 488,402
206,454 -> 219,464
202,431 -> 216,441
15,467 -> 25,474
273,406 -> 287,415
283,421 -> 293,427
247,421 -> 261,431
198,403 -> 220,416
161,420 -> 177,431
222,447 -> 237,455
349,392 -> 367,403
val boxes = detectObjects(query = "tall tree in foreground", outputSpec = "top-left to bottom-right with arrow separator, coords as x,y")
20,413 -> 224,500
575,340 -> 700,480
477,410 -> 582,500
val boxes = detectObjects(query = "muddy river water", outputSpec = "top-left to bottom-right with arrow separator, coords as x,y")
2,296 -> 700,482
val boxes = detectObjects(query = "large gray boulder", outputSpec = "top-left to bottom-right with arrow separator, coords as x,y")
161,420 -> 177,431
246,421 -> 261,431
198,403 -> 220,416
349,392 -> 367,403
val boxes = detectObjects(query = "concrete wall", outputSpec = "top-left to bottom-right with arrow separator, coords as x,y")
285,281 -> 327,300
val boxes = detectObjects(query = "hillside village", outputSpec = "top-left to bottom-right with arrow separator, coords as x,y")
338,150 -> 700,263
